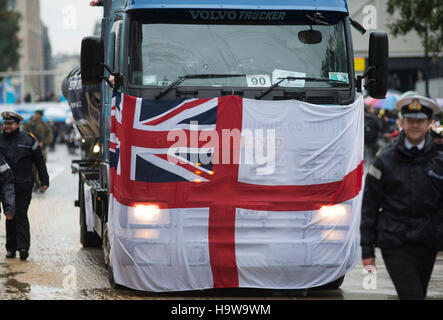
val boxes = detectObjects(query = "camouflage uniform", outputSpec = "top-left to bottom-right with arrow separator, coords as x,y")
23,117 -> 53,189
23,117 -> 53,161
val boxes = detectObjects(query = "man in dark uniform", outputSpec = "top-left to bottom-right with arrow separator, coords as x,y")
361,94 -> 443,300
0,111 -> 49,260
0,153 -> 15,221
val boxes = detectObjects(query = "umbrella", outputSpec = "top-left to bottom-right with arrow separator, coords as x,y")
364,90 -> 401,110
364,96 -> 377,106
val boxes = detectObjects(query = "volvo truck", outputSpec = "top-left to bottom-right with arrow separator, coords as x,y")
64,0 -> 388,291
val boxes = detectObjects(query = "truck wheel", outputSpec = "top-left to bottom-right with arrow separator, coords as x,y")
107,265 -> 126,290
311,275 -> 345,290
79,181 -> 102,248
102,221 -> 126,289
102,221 -> 111,266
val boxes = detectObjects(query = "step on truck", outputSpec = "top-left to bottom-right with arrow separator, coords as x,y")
63,0 -> 388,292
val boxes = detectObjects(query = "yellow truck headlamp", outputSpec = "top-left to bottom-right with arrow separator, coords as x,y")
128,204 -> 170,225
93,144 -> 100,154
315,204 -> 350,225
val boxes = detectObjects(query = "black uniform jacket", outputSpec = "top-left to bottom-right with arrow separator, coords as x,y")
361,132 -> 443,258
0,153 -> 15,217
0,128 -> 49,192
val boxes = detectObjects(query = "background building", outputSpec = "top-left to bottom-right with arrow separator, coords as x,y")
348,0 -> 442,98
43,24 -> 54,98
52,54 -> 79,100
12,0 -> 46,99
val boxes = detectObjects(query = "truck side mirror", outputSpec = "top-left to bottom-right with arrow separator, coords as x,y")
367,31 -> 389,99
81,36 -> 104,86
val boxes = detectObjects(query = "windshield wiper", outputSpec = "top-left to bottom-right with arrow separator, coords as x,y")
256,77 -> 349,100
155,73 -> 246,100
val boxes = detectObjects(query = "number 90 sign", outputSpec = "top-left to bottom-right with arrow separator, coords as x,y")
247,75 -> 272,88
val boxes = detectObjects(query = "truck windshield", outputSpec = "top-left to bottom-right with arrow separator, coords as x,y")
129,21 -> 349,89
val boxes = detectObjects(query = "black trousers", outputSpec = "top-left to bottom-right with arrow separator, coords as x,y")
381,244 -> 437,300
5,190 -> 32,252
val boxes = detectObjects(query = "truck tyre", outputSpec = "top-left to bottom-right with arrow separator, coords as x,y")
103,221 -> 126,289
311,275 -> 345,290
102,221 -> 111,267
107,265 -> 127,290
79,180 -> 102,248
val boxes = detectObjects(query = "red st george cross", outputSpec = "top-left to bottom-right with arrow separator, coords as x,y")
110,92 -> 363,288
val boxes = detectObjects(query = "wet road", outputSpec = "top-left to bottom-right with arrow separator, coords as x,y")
0,145 -> 442,300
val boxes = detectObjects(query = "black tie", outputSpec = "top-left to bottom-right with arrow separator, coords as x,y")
409,146 -> 420,156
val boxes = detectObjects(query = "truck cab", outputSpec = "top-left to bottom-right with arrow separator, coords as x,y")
81,0 -> 387,162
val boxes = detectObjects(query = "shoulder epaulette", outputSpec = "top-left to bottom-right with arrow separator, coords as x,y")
28,132 -> 37,140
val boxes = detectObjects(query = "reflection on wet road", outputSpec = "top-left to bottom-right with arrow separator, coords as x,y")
0,145 -> 442,300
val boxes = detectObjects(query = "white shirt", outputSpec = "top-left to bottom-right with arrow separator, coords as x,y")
404,137 -> 425,150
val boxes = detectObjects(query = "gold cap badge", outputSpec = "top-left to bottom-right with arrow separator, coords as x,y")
408,100 -> 422,111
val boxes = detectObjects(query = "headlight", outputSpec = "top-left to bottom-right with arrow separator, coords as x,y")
92,144 -> 100,154
319,204 -> 348,219
135,204 -> 160,220
128,204 -> 170,225
316,204 -> 349,224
